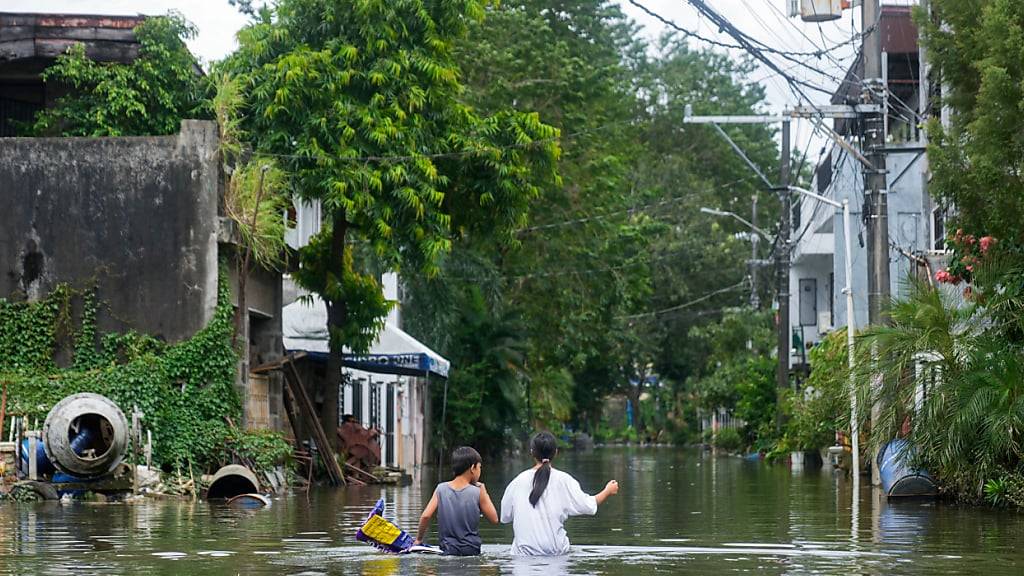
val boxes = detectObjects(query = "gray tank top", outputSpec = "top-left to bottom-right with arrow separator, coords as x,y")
435,482 -> 482,556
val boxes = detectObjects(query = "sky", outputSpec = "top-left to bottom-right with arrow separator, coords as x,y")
4,0 -> 921,170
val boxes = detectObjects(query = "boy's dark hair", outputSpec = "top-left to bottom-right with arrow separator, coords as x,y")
451,446 -> 482,476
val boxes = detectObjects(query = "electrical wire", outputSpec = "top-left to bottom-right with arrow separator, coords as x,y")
516,177 -> 754,234
625,0 -> 863,59
618,279 -> 750,319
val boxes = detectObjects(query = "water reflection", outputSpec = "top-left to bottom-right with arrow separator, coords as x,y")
1,448 -> 1024,575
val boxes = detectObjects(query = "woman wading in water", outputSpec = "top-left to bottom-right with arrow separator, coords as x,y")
500,431 -> 620,555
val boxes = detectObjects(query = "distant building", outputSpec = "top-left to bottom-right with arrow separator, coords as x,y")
788,5 -> 940,369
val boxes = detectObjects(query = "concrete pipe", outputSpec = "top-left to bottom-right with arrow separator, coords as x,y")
207,464 -> 260,500
42,393 -> 129,478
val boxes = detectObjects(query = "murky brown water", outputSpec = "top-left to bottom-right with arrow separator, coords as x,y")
2,447 -> 1024,574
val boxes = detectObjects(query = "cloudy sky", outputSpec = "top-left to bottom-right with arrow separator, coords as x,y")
4,0 -> 919,165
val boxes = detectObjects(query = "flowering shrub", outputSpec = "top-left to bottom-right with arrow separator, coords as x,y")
935,229 -> 997,289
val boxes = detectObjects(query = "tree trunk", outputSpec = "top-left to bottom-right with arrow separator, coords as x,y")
323,209 -> 348,452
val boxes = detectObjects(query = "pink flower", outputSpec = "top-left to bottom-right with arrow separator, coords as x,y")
980,236 -> 996,254
935,269 -> 951,283
966,265 -> 974,272
965,234 -> 977,247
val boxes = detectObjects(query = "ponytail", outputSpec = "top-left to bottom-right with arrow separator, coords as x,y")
528,431 -> 557,507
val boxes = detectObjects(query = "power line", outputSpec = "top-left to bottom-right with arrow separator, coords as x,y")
516,177 -> 754,234
618,279 -> 750,319
626,0 -> 863,59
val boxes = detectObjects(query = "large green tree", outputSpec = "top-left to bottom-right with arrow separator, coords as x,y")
920,0 -> 1024,247
225,0 -> 558,444
403,1 -> 782,450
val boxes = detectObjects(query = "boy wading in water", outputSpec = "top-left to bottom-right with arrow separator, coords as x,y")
415,446 -> 499,555
500,431 -> 620,555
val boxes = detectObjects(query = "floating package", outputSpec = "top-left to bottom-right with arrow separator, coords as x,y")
356,498 -> 415,553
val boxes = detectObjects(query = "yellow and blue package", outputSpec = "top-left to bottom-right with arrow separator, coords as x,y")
355,498 -> 415,553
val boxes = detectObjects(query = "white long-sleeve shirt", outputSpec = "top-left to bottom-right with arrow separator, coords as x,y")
500,467 -> 598,556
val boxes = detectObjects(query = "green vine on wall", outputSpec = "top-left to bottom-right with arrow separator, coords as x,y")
0,271 -> 289,472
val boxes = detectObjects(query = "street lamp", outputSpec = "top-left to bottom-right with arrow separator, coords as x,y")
787,186 -> 859,484
699,207 -> 773,241
699,206 -> 773,309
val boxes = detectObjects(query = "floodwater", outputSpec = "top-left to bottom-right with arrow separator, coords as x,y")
2,447 -> 1024,575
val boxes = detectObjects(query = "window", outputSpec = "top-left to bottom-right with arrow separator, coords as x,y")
828,273 -> 835,327
385,383 -> 396,466
351,378 -> 364,423
817,151 -> 833,194
369,381 -> 381,430
932,207 -> 946,251
799,278 -> 817,326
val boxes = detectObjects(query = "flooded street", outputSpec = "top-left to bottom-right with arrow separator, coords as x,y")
2,447 -> 1024,575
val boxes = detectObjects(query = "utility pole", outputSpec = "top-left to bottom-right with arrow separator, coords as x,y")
750,195 -> 759,308
775,119 -> 791,437
862,0 -> 889,487
863,0 -> 889,325
685,108 -> 870,438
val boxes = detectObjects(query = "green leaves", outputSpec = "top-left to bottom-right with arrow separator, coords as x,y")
0,271 -> 286,472
27,13 -> 208,137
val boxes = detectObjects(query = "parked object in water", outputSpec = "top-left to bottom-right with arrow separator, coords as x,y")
227,493 -> 271,508
42,393 -> 129,478
207,464 -> 260,500
878,439 -> 938,498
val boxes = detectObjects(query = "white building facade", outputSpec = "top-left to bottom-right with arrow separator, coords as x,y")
283,199 -> 445,472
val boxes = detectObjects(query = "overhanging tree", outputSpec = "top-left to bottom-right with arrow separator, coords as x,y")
226,0 -> 559,445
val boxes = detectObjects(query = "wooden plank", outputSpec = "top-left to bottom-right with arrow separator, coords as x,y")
247,374 -> 271,431
281,380 -> 302,444
251,351 -> 307,374
284,356 -> 345,486
31,27 -> 138,43
0,38 -> 35,60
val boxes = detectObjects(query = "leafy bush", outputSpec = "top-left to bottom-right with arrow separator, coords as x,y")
27,13 -> 208,136
713,427 -> 743,452
781,331 -> 850,452
859,269 -> 1024,502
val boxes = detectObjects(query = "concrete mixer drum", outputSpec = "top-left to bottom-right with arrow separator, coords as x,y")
42,393 -> 129,478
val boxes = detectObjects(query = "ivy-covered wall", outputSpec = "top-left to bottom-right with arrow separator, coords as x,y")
0,273 -> 289,471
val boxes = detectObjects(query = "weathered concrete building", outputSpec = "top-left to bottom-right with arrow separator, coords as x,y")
1,12 -> 146,136
788,5 -> 936,368
0,13 -> 285,433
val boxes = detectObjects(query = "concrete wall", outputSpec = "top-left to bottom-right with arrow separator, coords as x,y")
0,120 -> 220,342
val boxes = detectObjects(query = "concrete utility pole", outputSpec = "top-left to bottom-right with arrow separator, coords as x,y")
775,120 -> 791,437
863,0 -> 889,325
750,195 -> 759,308
862,0 -> 889,487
